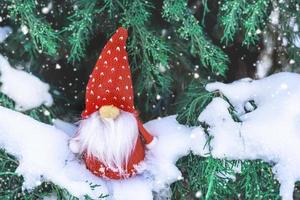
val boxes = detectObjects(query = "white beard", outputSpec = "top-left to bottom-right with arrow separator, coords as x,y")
73,111 -> 139,173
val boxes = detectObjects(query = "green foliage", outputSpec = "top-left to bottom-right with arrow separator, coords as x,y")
175,89 -> 281,199
129,28 -> 172,113
238,161 -> 280,199
0,93 -> 53,124
276,0 -> 300,69
0,147 -> 73,200
219,0 -> 246,44
0,93 -> 14,109
243,0 -> 270,45
64,0 -> 107,63
116,0 -> 173,116
7,0 -> 58,56
163,0 -> 229,76
219,0 -> 270,46
120,0 -> 152,27
172,155 -> 239,200
0,149 -> 82,200
176,81 -> 214,127
172,155 -> 281,200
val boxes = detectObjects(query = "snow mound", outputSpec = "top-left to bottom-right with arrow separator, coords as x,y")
0,106 -> 108,198
199,72 -> 300,200
0,106 -> 203,199
140,116 -> 207,195
0,26 -> 12,43
0,55 -> 53,110
2,71 -> 299,199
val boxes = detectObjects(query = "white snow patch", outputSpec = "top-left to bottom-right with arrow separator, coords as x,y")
110,177 -> 153,200
41,2 -> 53,14
269,7 -> 279,25
3,72 -> 300,199
21,25 -> 29,35
0,106 -> 205,199
53,119 -> 78,137
289,17 -> 299,32
294,35 -> 300,48
282,37 -> 288,46
202,72 -> 300,200
256,34 -> 274,78
0,55 -> 53,110
289,17 -> 300,48
139,116 -> 207,194
0,26 -> 12,43
0,106 -> 108,198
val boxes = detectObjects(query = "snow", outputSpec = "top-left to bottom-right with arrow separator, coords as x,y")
140,117 -> 206,193
200,72 -> 300,200
0,55 -> 53,110
0,26 -> 12,43
0,106 -> 108,198
2,71 -> 300,199
21,25 -> 29,35
289,17 -> 300,48
269,7 -> 279,25
294,35 -> 300,48
256,34 -> 274,78
0,106 -> 198,200
41,2 -> 53,14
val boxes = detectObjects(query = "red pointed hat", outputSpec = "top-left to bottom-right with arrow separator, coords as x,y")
82,27 -> 135,118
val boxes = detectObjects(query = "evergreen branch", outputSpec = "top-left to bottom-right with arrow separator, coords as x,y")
204,164 -> 216,200
114,0 -> 173,115
238,161 -> 280,199
201,0 -> 209,26
176,81 -> 214,127
163,0 -> 229,76
64,0 -> 108,63
104,0 -> 117,19
132,28 -> 172,95
119,0 -> 152,27
172,154 -> 239,199
219,0 -> 246,44
276,0 -> 300,68
0,93 -> 14,109
174,88 -> 281,199
7,0 -> 58,56
243,0 -> 270,46
219,0 -> 270,46
0,93 -> 54,124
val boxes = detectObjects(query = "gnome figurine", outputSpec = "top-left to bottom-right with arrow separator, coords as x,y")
69,27 -> 157,180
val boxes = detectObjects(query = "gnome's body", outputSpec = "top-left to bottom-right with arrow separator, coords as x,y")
69,27 -> 156,180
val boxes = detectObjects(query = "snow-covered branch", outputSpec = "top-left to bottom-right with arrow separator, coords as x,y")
0,55 -> 53,111
200,72 -> 300,200
0,72 -> 300,200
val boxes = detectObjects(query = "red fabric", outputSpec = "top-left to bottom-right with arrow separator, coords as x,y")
84,133 -> 146,180
137,119 -> 154,144
82,27 -> 135,118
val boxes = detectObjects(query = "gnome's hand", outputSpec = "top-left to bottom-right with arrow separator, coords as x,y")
69,138 -> 81,154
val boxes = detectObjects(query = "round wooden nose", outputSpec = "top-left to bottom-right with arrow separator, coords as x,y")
99,105 -> 120,119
